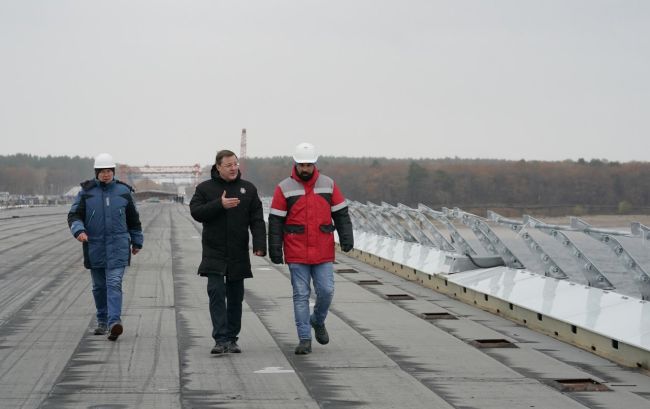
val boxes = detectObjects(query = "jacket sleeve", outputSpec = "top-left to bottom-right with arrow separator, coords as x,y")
267,185 -> 287,263
67,190 -> 86,238
330,183 -> 354,252
249,189 -> 267,254
125,192 -> 144,248
189,185 -> 224,223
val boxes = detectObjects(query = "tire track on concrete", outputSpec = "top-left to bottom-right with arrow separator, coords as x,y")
0,217 -> 63,236
127,204 -> 171,408
169,204 -> 202,408
0,253 -> 82,327
0,259 -> 91,403
0,226 -> 69,260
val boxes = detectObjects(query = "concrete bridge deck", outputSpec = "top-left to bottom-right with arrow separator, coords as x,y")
1,203 -> 649,408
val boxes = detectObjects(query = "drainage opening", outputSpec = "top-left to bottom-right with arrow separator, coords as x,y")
357,279 -> 382,285
546,378 -> 610,392
420,312 -> 457,320
470,339 -> 517,348
336,268 -> 359,274
384,293 -> 415,300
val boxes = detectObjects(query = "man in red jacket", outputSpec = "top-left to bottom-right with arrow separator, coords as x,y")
268,142 -> 354,355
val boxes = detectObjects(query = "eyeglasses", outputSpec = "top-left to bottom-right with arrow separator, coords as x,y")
220,162 -> 239,169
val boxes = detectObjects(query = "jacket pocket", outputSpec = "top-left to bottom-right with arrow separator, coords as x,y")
284,224 -> 305,234
319,224 -> 335,233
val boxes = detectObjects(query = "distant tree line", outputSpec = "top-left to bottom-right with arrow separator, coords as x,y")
2,154 -> 649,216
244,156 -> 650,216
0,154 -> 93,195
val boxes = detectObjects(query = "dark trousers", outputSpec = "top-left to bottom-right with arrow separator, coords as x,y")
207,275 -> 245,343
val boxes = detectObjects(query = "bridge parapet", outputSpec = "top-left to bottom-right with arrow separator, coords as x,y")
325,200 -> 650,369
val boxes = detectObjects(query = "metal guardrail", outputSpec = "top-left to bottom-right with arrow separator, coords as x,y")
346,201 -> 650,300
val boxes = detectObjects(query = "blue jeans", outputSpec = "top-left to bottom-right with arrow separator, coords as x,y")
90,267 -> 126,327
207,275 -> 245,343
288,262 -> 335,340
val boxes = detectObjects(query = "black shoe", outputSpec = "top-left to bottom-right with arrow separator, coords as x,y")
294,339 -> 312,355
107,322 -> 123,341
311,320 -> 329,345
94,324 -> 108,335
211,343 -> 227,354
226,341 -> 241,353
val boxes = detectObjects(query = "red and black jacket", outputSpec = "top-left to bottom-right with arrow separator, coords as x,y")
268,166 -> 353,264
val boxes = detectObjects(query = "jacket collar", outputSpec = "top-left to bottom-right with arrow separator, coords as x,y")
83,178 -> 114,190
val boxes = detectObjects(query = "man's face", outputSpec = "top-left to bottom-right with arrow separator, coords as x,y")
97,168 -> 114,183
217,155 -> 239,181
296,163 -> 315,179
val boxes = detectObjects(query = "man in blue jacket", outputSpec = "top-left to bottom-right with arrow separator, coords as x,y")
68,153 -> 144,341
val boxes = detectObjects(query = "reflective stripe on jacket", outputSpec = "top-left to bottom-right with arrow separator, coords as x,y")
268,166 -> 352,264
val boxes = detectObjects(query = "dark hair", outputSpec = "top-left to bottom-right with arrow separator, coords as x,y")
215,150 -> 237,166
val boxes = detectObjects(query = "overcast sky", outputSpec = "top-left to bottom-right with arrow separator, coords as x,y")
1,1 -> 648,166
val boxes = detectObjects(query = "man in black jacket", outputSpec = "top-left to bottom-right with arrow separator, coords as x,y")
190,150 -> 266,354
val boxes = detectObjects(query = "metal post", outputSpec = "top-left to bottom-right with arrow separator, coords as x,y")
631,222 -> 650,245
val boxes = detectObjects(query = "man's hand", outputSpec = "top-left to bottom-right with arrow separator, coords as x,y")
132,246 -> 141,255
254,250 -> 266,257
76,232 -> 88,242
221,191 -> 240,209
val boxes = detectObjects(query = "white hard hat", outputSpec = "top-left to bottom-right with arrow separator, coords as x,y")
293,142 -> 318,163
94,153 -> 116,169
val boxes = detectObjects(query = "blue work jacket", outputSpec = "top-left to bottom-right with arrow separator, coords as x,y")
68,178 -> 143,269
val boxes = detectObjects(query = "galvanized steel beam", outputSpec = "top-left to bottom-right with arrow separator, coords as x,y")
447,208 -> 525,269
379,202 -> 418,243
366,202 -> 406,241
526,215 -> 615,290
349,201 -> 391,236
418,204 -> 477,255
488,211 -> 568,279
398,203 -> 456,252
571,217 -> 650,300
